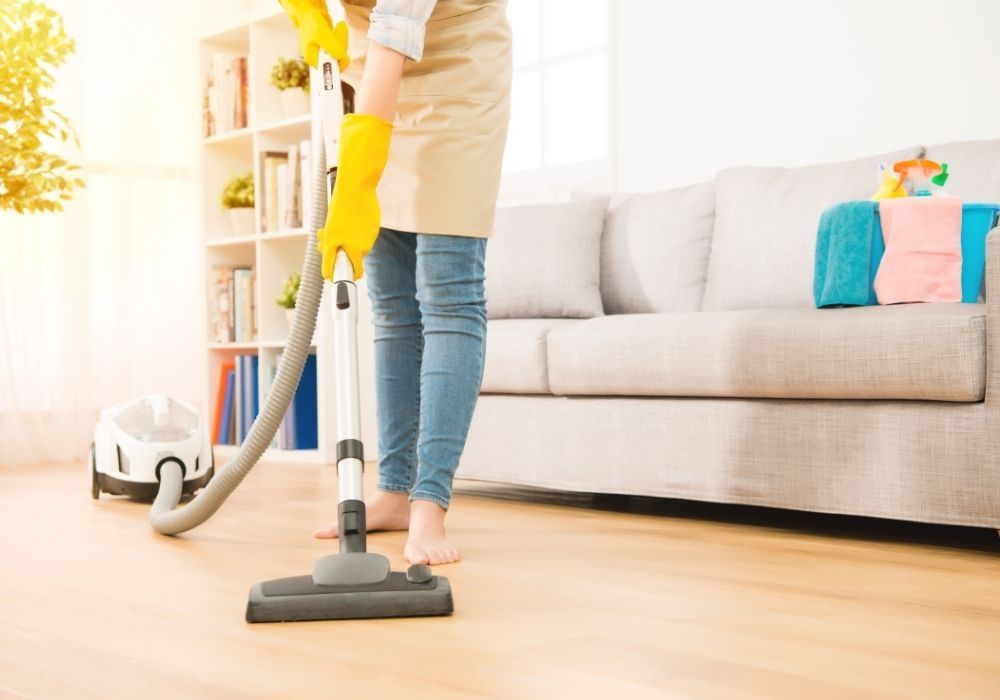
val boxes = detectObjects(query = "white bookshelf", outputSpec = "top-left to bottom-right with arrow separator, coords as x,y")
199,10 -> 377,465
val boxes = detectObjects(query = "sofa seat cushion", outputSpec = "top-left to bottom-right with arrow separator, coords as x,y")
546,304 -> 986,401
482,319 -> 581,394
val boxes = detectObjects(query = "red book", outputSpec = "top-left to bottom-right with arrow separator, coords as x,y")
213,361 -> 235,445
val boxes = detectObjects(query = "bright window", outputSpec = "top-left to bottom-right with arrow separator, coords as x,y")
502,0 -> 610,196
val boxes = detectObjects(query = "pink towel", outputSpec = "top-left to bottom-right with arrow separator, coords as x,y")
874,197 -> 963,304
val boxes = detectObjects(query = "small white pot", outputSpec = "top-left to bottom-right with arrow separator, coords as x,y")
281,89 -> 310,118
229,207 -> 255,237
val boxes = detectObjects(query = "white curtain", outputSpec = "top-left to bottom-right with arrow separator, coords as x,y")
0,0 -> 210,465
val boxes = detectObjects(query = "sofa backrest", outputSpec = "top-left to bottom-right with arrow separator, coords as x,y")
487,196 -> 608,319
600,181 -> 716,314
701,147 -> 917,311
926,140 -> 1000,203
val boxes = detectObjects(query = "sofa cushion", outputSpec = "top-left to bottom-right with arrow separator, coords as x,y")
600,181 -> 716,314
927,139 -> 1000,203
546,304 -> 986,401
486,198 -> 607,319
481,318 -> 580,394
702,147 -> 917,311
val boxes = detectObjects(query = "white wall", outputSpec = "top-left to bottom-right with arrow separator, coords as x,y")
612,0 -> 1000,192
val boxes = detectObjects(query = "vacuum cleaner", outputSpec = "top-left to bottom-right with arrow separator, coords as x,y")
95,48 -> 453,623
89,394 -> 214,500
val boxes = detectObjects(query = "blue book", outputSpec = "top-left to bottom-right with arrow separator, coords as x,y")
219,369 -> 236,445
238,354 -> 258,441
234,357 -> 243,443
284,390 -> 296,449
292,354 -> 318,449
249,354 -> 260,436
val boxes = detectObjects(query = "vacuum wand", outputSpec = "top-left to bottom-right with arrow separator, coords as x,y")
321,50 -> 367,554
330,248 -> 367,553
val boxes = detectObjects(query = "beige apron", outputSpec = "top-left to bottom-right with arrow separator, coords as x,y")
340,0 -> 512,238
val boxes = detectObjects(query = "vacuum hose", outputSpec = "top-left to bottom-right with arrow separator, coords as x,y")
151,143 -> 330,535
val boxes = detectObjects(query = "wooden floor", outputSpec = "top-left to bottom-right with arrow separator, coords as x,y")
1,462 -> 999,700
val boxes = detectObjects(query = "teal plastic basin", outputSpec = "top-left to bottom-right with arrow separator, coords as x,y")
959,203 -> 1000,302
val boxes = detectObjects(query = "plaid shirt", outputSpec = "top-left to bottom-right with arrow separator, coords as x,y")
367,0 -> 438,61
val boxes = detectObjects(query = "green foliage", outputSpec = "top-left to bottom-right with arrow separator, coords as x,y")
221,172 -> 254,209
270,56 -> 309,92
276,271 -> 300,309
0,0 -> 83,213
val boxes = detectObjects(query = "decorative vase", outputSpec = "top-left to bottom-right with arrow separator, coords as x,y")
229,207 -> 254,237
281,89 -> 310,118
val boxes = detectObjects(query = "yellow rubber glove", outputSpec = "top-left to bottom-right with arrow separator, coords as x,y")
278,0 -> 350,70
319,113 -> 394,281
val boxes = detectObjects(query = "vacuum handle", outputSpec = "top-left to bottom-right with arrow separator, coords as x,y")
333,247 -> 354,283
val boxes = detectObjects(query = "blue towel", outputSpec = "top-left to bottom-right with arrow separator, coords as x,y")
813,201 -> 882,308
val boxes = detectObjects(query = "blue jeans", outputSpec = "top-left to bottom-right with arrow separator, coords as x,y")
364,227 -> 488,510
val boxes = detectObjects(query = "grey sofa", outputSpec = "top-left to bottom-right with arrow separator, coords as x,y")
458,139 -> 1000,529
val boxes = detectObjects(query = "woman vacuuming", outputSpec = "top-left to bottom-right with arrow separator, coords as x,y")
280,0 -> 511,565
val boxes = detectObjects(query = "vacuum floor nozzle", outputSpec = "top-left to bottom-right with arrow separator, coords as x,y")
246,571 -> 454,623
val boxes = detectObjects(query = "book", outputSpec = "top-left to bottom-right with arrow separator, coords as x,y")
219,368 -> 236,445
202,73 -> 214,138
285,144 -> 301,229
211,53 -> 235,134
261,358 -> 279,449
276,163 -> 288,232
234,355 -> 243,442
291,354 -> 318,449
213,361 -> 235,444
235,57 -> 248,130
299,140 -> 312,227
209,267 -> 232,343
231,354 -> 262,443
227,269 -> 236,340
232,268 -> 254,342
203,52 -> 248,137
238,355 -> 257,441
260,150 -> 289,232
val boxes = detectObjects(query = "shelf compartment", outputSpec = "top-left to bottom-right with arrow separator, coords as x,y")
257,113 -> 312,141
249,18 -> 301,128
203,126 -> 253,149
257,235 -> 315,345
207,233 -> 257,248
260,227 -> 308,242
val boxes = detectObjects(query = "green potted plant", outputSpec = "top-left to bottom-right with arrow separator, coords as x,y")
276,271 -> 301,331
221,171 -> 254,236
271,56 -> 310,117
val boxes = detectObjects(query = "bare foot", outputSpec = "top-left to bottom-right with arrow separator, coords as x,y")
313,490 -> 410,539
404,499 -> 460,565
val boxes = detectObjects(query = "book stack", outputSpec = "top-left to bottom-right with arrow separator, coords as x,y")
209,267 -> 256,343
203,53 -> 248,137
260,140 -> 312,232
212,353 -> 318,449
212,355 -> 259,445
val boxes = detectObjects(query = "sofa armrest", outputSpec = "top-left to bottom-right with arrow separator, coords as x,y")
985,228 -> 1000,407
